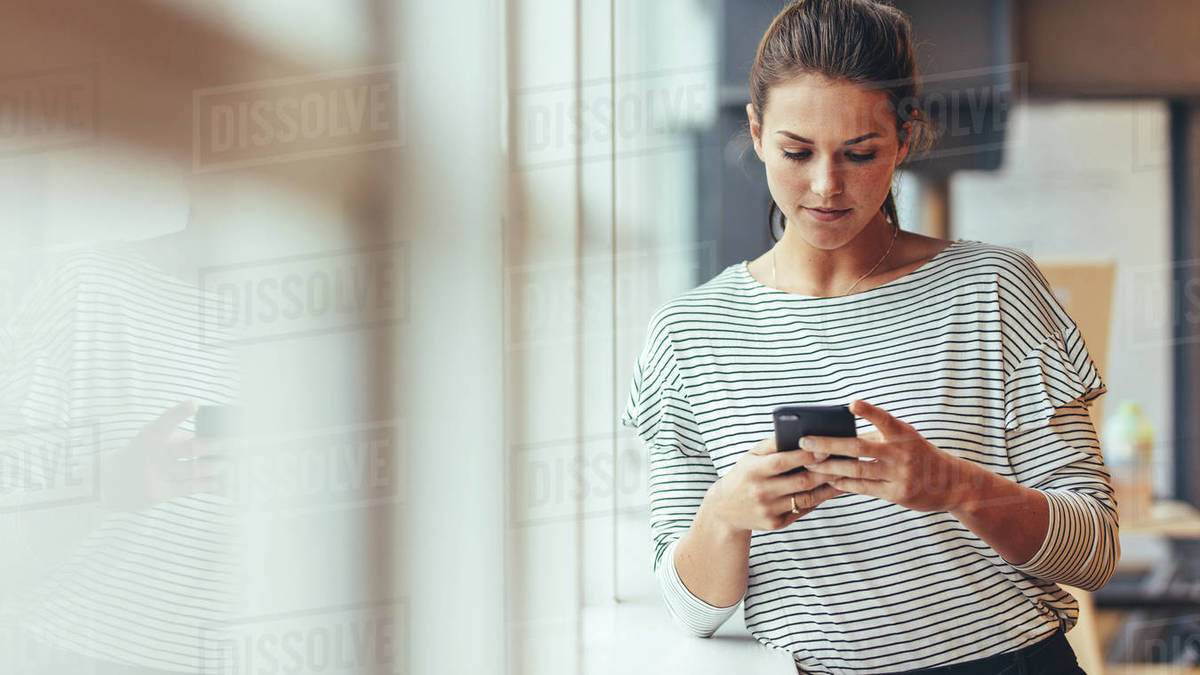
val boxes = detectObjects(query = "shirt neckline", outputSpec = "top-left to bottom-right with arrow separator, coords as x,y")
738,238 -> 967,301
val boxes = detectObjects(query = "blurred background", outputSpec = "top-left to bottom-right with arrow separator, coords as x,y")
0,0 -> 1196,673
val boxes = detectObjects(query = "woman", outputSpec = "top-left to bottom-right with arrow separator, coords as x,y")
620,1 -> 1117,673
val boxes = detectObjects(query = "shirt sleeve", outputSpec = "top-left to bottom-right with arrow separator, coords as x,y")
995,249 -> 1117,591
621,309 -> 740,637
0,255 -> 79,491
996,248 -> 1107,435
1005,399 -> 1120,592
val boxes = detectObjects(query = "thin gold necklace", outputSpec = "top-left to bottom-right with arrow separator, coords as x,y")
771,221 -> 899,296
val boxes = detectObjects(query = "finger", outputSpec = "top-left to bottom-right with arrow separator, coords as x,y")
167,429 -> 196,444
803,470 -> 848,489
157,439 -> 229,478
157,475 -> 226,500
162,438 -> 224,462
848,399 -> 907,438
167,456 -> 228,481
140,400 -> 198,442
747,436 -> 778,456
776,483 -> 844,513
760,448 -> 827,477
801,435 -> 880,459
769,465 -> 834,494
805,457 -> 884,480
828,476 -> 889,500
193,476 -> 228,496
811,483 -> 846,502
185,437 -> 236,460
779,508 -> 812,528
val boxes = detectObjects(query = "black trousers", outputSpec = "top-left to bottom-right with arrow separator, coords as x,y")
887,629 -> 1086,675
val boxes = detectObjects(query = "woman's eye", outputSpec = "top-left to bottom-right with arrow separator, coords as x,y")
781,150 -> 877,163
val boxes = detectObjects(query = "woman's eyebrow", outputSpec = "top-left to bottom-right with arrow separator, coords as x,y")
775,131 -> 882,145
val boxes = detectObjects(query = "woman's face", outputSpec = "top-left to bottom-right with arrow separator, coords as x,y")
749,72 -> 910,249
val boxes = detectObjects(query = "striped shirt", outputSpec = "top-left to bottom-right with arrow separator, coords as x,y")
620,238 -> 1118,674
0,243 -> 237,673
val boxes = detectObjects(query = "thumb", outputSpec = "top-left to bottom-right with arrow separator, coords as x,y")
849,399 -> 902,438
747,435 -> 778,455
140,400 -> 198,441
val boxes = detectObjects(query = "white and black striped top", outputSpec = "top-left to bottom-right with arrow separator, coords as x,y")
620,238 -> 1118,674
0,243 -> 237,673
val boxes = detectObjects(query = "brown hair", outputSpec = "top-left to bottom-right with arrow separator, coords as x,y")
750,0 -> 931,240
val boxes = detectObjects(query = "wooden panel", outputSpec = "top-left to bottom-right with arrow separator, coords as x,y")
1036,259 -> 1117,428
1017,0 -> 1200,96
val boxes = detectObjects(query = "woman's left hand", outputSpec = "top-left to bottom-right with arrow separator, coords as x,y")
802,399 -> 984,513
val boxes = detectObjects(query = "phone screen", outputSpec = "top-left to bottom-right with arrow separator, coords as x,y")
195,405 -> 245,439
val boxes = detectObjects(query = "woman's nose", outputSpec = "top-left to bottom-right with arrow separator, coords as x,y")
809,159 -> 843,200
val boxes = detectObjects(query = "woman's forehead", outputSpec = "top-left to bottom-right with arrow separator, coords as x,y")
763,73 -> 895,139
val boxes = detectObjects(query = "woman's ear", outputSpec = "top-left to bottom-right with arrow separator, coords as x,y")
746,103 -> 765,162
895,119 -> 914,166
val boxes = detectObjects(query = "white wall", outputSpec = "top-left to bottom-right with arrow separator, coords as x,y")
950,99 -> 1174,496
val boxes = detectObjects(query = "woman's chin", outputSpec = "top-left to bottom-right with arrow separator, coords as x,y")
796,221 -> 865,250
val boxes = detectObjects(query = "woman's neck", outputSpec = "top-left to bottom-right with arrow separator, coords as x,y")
769,213 -> 905,297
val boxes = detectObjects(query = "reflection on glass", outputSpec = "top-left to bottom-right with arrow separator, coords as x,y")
0,178 -> 240,673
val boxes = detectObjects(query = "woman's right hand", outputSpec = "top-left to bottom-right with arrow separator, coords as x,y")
704,435 -> 844,533
100,400 -> 228,512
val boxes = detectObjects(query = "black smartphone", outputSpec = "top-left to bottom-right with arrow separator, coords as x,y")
773,404 -> 857,476
195,404 -> 246,439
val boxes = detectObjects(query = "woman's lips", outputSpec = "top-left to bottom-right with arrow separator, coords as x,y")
803,206 -> 852,222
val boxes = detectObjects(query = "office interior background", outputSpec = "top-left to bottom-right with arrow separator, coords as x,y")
0,0 -> 1198,673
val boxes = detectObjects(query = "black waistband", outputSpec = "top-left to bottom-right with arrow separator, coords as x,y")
884,628 -> 1074,675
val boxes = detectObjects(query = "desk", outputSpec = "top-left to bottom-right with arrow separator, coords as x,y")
582,597 -> 795,673
1120,500 -> 1200,539
1111,500 -> 1200,580
597,510 -> 796,673
1099,662 -> 1200,667
1097,500 -> 1200,669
